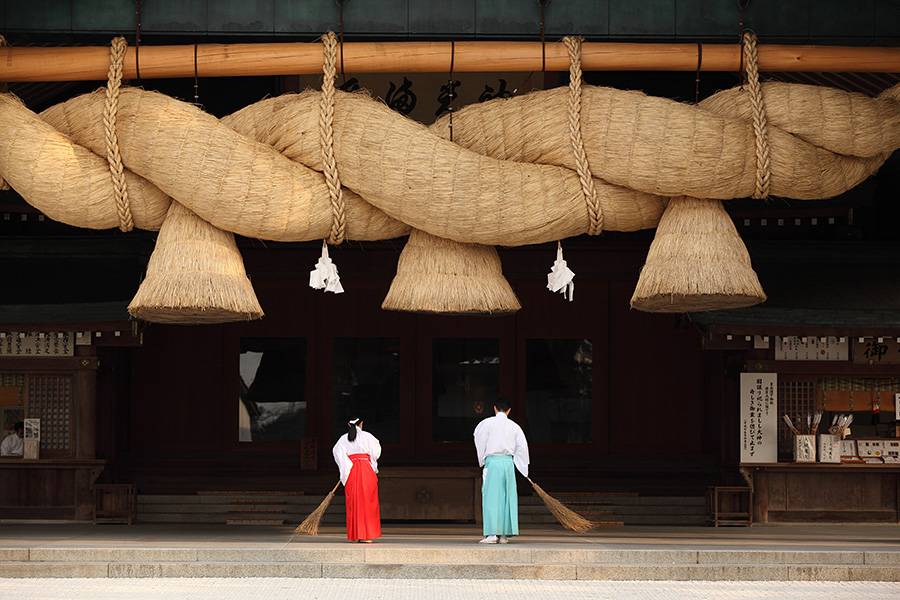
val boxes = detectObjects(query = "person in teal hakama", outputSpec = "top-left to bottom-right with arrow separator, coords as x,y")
473,399 -> 530,544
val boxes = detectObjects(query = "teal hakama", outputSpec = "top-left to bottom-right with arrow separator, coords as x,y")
482,454 -> 519,536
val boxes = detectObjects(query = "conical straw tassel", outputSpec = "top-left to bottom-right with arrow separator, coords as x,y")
631,196 -> 766,313
382,228 -> 521,315
128,202 -> 264,324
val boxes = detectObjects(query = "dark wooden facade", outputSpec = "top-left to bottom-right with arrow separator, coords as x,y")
113,238 -> 721,496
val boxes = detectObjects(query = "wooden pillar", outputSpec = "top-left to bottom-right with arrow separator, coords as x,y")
74,348 -> 99,459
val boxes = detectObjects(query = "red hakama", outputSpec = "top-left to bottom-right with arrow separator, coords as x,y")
345,453 -> 381,541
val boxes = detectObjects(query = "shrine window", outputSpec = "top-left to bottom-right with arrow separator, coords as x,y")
432,338 -> 501,443
238,338 -> 307,442
332,337 -> 401,443
525,338 -> 593,443
0,371 -> 74,457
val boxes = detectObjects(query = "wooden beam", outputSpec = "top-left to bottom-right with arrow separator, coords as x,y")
1,41 -> 899,82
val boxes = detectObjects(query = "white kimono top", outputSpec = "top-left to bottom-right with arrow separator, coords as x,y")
0,433 -> 23,457
332,429 -> 382,486
473,412 -> 530,478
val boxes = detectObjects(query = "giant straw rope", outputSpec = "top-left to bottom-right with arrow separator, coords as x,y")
0,33 -> 898,319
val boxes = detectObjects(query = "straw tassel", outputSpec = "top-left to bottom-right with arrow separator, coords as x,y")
127,202 -> 264,324
382,229 -> 520,314
527,478 -> 595,533
294,481 -> 341,536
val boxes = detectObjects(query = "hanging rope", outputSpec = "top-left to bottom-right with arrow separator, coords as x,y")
563,36 -> 602,235
103,36 -> 134,232
742,31 -> 771,200
0,34 -> 8,190
320,31 -> 347,245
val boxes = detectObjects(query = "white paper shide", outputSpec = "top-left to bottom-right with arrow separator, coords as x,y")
546,242 -> 575,301
309,241 -> 344,294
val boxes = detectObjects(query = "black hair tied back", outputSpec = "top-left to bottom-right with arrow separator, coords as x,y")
347,418 -> 359,442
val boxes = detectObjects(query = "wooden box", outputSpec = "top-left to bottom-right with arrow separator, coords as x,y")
94,483 -> 136,524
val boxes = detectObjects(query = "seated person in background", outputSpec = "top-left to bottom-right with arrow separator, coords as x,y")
1,421 -> 24,457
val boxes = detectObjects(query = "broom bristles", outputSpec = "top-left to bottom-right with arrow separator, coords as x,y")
528,478 -> 595,534
294,481 -> 341,536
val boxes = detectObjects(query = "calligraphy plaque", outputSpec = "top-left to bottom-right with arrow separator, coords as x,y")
852,338 -> 900,365
740,372 -> 778,464
775,336 -> 848,361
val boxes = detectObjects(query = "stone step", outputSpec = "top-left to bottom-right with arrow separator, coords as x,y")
139,494 -> 707,507
136,493 -> 707,526
612,515 -> 709,526
138,495 -> 329,506
17,546 -> 900,566
2,559 -> 898,581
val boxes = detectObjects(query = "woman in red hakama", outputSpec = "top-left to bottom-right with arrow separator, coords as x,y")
333,418 -> 382,542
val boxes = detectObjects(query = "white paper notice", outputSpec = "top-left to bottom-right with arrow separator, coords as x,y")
740,372 -> 778,464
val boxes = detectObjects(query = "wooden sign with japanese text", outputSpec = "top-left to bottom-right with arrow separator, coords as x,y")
0,332 -> 74,357
775,336 -> 848,361
740,373 -> 778,464
852,338 -> 900,365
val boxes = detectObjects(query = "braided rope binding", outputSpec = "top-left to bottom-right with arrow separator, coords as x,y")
320,32 -> 346,246
563,36 -> 603,235
103,36 -> 134,232
742,31 -> 771,200
0,34 -> 9,191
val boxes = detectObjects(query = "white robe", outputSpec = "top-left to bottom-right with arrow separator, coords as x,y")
0,433 -> 23,457
332,429 -> 382,486
473,412 -> 529,478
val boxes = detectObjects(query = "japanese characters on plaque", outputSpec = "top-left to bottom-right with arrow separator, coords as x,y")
0,332 -> 74,357
740,373 -> 778,464
852,338 -> 900,365
774,336 -> 848,361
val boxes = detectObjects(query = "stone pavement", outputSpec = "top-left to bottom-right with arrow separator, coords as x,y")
1,578 -> 899,599
2,524 -> 900,581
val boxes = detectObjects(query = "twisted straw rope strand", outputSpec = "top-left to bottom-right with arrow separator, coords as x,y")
742,31 -> 772,200
103,36 -> 134,232
563,36 -> 603,235
320,32 -> 347,245
0,34 -> 8,191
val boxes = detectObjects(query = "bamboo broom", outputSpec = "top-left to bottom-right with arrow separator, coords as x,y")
294,481 -> 341,536
526,478 -> 596,533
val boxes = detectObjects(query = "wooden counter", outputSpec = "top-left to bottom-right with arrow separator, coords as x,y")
740,463 -> 900,524
0,459 -> 105,521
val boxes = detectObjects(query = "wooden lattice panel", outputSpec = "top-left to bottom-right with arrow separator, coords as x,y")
27,374 -> 73,453
777,378 -> 817,456
0,372 -> 26,403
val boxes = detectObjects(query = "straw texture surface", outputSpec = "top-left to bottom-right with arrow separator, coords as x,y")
528,479 -> 595,534
630,197 -> 766,312
0,45 -> 897,319
2,82 -> 894,244
382,230 -> 521,314
128,202 -> 264,323
294,481 -> 341,536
